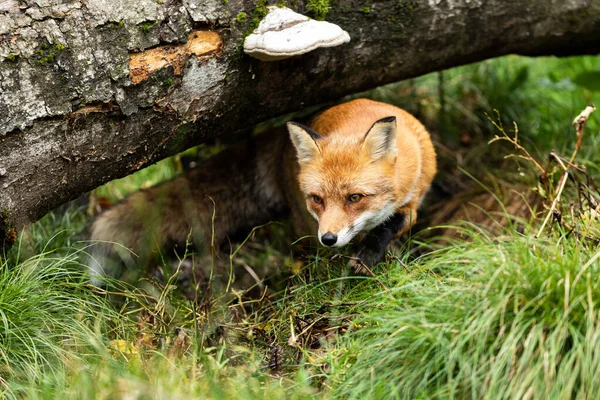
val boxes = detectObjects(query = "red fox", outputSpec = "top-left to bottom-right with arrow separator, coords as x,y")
88,99 -> 436,282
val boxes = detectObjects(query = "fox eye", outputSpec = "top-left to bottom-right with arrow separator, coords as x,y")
310,195 -> 323,205
348,194 -> 364,204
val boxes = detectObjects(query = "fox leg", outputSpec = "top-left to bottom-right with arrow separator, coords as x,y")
353,207 -> 417,273
396,207 -> 418,237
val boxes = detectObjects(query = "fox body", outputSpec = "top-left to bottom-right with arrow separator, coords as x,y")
88,99 -> 436,281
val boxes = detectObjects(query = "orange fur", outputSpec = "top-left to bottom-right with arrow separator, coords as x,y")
289,98 -> 437,251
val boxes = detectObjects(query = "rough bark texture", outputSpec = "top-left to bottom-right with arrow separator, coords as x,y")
1,0 -> 600,246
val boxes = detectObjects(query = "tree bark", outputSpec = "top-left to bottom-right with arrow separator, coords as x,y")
1,0 -> 600,246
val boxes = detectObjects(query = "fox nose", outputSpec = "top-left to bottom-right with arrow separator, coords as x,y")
321,232 -> 337,246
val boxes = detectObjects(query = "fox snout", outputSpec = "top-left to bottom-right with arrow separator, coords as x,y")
320,232 -> 338,246
318,225 -> 358,248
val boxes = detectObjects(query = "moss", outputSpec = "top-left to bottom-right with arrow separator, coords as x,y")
5,53 -> 19,63
334,0 -> 415,39
251,0 -> 270,29
236,0 -> 288,52
105,20 -> 125,29
392,0 -> 415,33
139,21 -> 157,32
306,0 -> 330,20
36,54 -> 54,64
163,77 -> 174,86
254,0 -> 269,16
35,42 -> 66,65
235,11 -> 247,24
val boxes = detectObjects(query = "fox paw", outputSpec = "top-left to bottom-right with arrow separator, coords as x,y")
348,247 -> 385,275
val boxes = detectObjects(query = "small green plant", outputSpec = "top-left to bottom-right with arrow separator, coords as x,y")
235,11 -> 248,23
306,0 -> 330,20
362,6 -> 371,13
105,20 -> 125,29
5,53 -> 19,63
139,20 -> 157,32
249,0 -> 270,30
35,42 -> 66,65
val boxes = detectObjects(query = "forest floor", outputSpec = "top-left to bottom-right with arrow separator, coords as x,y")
3,54 -> 600,399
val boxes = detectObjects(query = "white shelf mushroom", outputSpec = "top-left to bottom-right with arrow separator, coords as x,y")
243,6 -> 351,61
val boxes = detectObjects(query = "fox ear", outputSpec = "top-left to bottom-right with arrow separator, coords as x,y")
362,116 -> 397,161
287,122 -> 323,163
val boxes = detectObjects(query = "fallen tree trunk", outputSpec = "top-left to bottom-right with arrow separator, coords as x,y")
1,0 -> 600,247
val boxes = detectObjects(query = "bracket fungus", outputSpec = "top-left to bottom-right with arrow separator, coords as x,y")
243,6 -> 351,61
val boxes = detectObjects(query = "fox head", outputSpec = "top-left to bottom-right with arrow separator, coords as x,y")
287,116 -> 398,247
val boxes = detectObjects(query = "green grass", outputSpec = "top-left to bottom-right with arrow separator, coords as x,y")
4,53 -> 600,398
0,247 -> 121,397
332,230 -> 600,399
15,343 -> 319,399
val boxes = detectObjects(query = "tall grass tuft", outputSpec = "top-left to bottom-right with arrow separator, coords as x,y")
0,246 -> 119,395
333,229 -> 600,399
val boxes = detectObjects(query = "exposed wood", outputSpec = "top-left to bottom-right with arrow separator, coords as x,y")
129,30 -> 222,84
1,0 -> 600,248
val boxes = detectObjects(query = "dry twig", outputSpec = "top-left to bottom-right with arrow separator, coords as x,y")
570,104 -> 596,163
537,104 -> 596,237
487,113 -> 546,175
